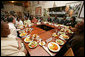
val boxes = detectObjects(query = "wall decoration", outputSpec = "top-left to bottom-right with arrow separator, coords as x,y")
35,7 -> 41,16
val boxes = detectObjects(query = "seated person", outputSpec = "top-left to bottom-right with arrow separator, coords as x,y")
1,22 -> 27,56
1,15 -> 5,22
39,17 -> 43,22
7,17 -> 17,38
31,16 -> 38,23
24,17 -> 31,25
1,17 -> 5,23
67,16 -> 77,27
59,16 -> 69,25
16,17 -> 24,26
53,15 -> 59,24
68,19 -> 84,56
16,17 -> 20,26
35,16 -> 39,20
20,17 -> 24,25
47,16 -> 52,22
29,15 -> 33,20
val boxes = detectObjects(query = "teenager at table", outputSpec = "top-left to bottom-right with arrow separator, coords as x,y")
1,22 -> 27,56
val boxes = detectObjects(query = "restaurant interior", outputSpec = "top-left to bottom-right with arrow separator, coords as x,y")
1,1 -> 84,56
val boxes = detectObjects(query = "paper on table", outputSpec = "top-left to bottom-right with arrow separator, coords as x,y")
16,29 -> 20,31
42,46 -> 54,56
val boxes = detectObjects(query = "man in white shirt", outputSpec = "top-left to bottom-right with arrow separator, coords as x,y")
20,19 -> 23,25
16,17 -> 23,25
7,17 -> 18,38
1,22 -> 27,56
16,17 -> 20,26
24,17 -> 31,25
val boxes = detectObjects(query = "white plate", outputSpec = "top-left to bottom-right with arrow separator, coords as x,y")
28,41 -> 38,48
49,23 -> 51,25
56,39 -> 64,45
39,41 -> 45,46
44,22 -> 47,24
19,33 -> 27,37
37,22 -> 41,25
59,34 -> 69,40
54,24 -> 58,27
24,35 -> 32,42
52,33 -> 57,37
48,42 -> 60,52
24,38 -> 32,43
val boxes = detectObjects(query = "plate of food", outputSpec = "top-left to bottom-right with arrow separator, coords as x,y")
20,33 -> 27,37
60,28 -> 65,32
49,23 -> 52,25
48,42 -> 60,52
52,33 -> 58,37
32,34 -> 39,39
24,35 -> 32,43
39,41 -> 45,46
44,22 -> 48,24
58,32 -> 65,35
56,39 -> 64,45
59,34 -> 69,40
66,29 -> 73,34
24,38 -> 32,43
37,22 -> 41,25
60,25 -> 65,27
28,41 -> 38,48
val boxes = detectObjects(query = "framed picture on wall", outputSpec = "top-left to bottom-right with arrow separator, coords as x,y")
35,7 -> 41,16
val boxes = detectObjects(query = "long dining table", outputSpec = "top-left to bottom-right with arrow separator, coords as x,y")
20,22 -> 74,56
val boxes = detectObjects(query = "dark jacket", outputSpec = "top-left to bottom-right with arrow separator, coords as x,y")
60,19 -> 69,25
67,20 -> 77,27
53,18 -> 59,23
47,18 -> 52,22
70,31 -> 84,56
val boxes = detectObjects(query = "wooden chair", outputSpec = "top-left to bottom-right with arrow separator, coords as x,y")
64,48 -> 74,56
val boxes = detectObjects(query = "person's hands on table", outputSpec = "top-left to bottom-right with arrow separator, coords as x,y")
16,37 -> 23,50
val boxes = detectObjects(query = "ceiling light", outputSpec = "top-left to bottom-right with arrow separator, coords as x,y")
11,1 -> 15,3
